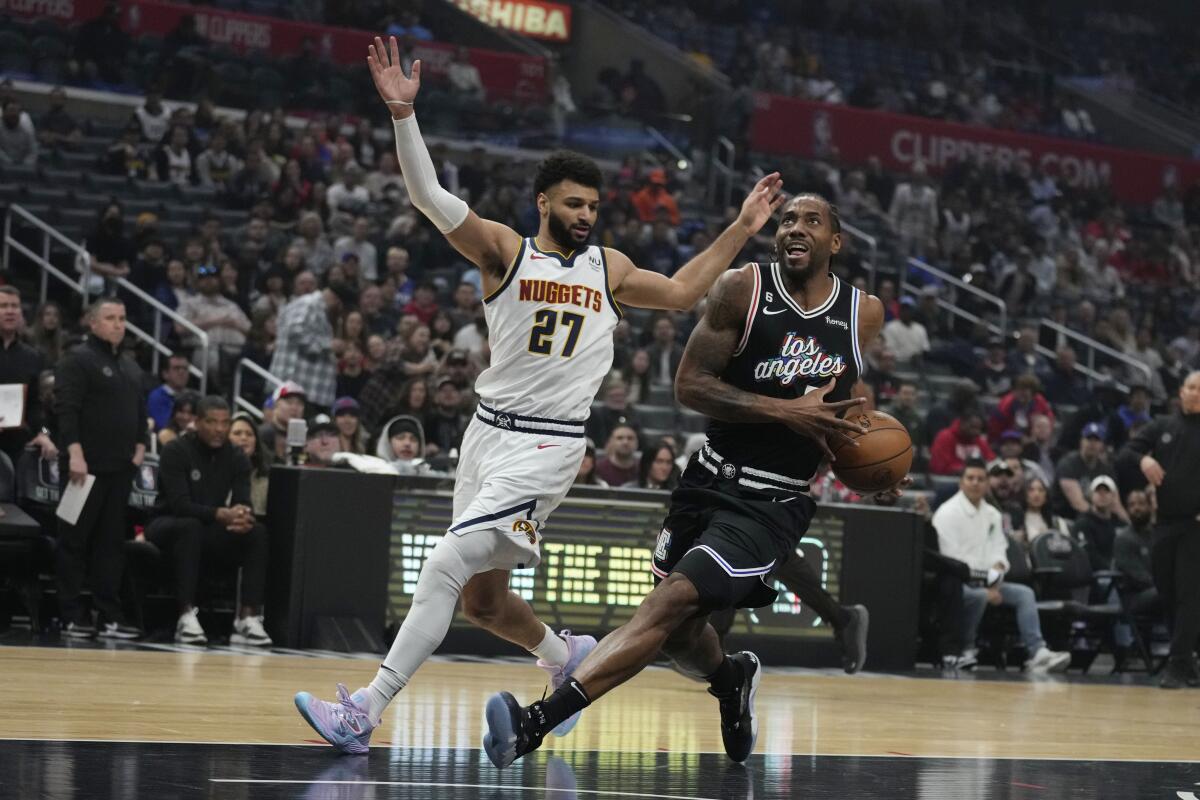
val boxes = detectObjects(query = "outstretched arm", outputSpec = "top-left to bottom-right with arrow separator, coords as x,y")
606,173 -> 785,311
675,268 -> 868,460
368,36 -> 520,281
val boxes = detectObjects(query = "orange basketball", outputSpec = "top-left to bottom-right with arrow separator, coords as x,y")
830,409 -> 913,494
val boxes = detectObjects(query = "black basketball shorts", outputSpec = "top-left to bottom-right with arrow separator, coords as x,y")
651,451 -> 816,611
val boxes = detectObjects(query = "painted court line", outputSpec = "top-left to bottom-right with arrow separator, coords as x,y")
209,778 -> 718,800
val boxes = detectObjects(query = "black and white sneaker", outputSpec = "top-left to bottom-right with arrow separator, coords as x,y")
836,605 -> 869,674
62,620 -> 96,639
98,620 -> 142,640
481,691 -> 547,768
709,651 -> 761,763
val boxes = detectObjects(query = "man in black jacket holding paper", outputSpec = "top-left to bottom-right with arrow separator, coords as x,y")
146,395 -> 271,647
55,298 -> 147,639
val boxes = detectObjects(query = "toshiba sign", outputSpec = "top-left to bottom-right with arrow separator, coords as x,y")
450,0 -> 572,42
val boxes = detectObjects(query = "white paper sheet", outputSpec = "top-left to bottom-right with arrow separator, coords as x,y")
0,383 -> 26,430
56,474 -> 95,526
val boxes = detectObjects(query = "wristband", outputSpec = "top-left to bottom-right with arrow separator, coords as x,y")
385,100 -> 414,106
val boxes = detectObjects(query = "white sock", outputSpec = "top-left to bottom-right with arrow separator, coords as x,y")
529,623 -> 570,667
364,664 -> 407,724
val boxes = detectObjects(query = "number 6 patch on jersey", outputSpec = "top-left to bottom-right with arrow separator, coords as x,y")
654,528 -> 672,561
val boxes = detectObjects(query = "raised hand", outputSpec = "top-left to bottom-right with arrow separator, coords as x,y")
736,172 -> 786,236
367,36 -> 420,118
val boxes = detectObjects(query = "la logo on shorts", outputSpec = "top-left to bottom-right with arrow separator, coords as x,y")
654,528 -> 671,561
512,519 -> 537,545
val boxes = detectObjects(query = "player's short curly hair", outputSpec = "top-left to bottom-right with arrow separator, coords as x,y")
533,151 -> 603,198
790,192 -> 842,234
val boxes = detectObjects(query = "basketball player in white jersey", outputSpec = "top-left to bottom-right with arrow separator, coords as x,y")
293,36 -> 787,754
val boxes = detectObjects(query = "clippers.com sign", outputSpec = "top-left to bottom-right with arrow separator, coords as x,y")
750,93 -> 1200,204
450,0 -> 571,42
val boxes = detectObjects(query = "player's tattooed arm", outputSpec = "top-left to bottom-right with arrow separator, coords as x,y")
677,269 -> 869,457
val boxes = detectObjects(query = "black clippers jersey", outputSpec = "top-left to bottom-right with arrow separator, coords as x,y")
706,263 -> 864,482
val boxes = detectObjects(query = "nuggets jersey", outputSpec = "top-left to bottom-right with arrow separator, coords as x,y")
706,263 -> 864,483
473,237 -> 622,425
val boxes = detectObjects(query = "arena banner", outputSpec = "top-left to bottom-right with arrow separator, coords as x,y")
749,93 -> 1200,204
447,0 -> 572,42
2,0 -> 546,102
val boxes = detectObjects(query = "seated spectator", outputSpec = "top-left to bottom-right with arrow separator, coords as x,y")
595,423 -> 640,487
1007,326 -> 1049,380
146,397 -> 271,647
259,381 -> 307,462
623,349 -> 653,405
988,375 -> 1055,444
974,338 -> 1013,398
156,390 -> 199,447
1105,382 -> 1152,451
304,414 -> 340,467
331,397 -> 367,454
575,443 -> 608,486
291,212 -> 335,276
403,283 -> 440,326
334,217 -> 379,283
38,86 -> 82,149
0,99 -> 38,166
226,147 -> 275,209
1112,489 -> 1159,614
1052,423 -> 1126,521
996,429 -> 1047,485
374,415 -> 430,474
424,378 -> 467,460
882,297 -> 929,366
447,47 -> 486,103
631,169 -> 681,225
869,349 -> 901,405
930,412 -> 994,476
396,324 -> 438,379
1070,475 -> 1122,573
328,163 -> 371,222
1042,347 -> 1090,407
933,460 -> 1071,673
1017,476 -> 1070,545
84,202 -> 134,290
887,381 -> 926,450
336,341 -> 370,400
586,376 -> 643,448
134,90 -> 170,143
646,315 -> 683,386
1022,413 -> 1058,483
194,130 -> 242,191
633,440 -> 680,490
154,124 -> 193,186
106,120 -> 150,178
228,412 -> 270,515
178,263 -> 251,383
985,458 -> 1023,534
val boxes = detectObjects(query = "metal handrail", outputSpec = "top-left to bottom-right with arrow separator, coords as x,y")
644,125 -> 689,170
4,204 -> 210,392
707,136 -> 735,210
231,357 -> 285,420
902,258 -> 1008,336
840,220 -> 879,294
1038,318 -> 1153,387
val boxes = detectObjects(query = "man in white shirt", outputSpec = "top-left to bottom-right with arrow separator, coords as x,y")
882,296 -> 930,365
933,459 -> 1071,673
327,163 -> 371,220
333,216 -> 379,281
178,263 -> 250,382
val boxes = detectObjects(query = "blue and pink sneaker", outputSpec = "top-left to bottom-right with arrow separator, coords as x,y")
536,630 -> 597,737
294,683 -> 376,755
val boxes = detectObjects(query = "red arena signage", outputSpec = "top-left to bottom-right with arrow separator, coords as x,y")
449,0 -> 572,42
750,93 -> 1200,204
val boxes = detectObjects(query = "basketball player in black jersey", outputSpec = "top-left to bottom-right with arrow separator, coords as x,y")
483,194 -> 898,768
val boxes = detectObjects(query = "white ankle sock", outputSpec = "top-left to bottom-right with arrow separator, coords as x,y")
529,624 -> 570,667
365,664 -> 407,724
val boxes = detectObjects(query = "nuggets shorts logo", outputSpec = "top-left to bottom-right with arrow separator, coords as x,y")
654,527 -> 671,561
496,414 -> 513,430
512,519 -> 537,545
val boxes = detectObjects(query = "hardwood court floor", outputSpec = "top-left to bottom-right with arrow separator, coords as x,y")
2,643 -> 1199,763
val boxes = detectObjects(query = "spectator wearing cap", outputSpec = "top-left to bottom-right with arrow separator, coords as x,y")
332,397 -> 366,454
259,381 -> 306,461
975,338 -> 1014,397
930,411 -> 994,476
996,429 -> 1048,485
630,169 -> 681,226
147,396 -> 271,647
881,297 -> 930,366
1106,382 -> 1152,451
271,284 -> 351,407
1052,422 -> 1127,522
1042,346 -> 1090,407
334,216 -> 378,282
985,458 -> 1023,534
988,375 -> 1055,445
1070,475 -> 1123,572
178,262 -> 251,384
304,414 -> 340,466
933,459 -> 1071,674
424,378 -> 467,460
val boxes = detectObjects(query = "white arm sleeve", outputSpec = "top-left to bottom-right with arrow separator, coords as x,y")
392,115 -> 469,234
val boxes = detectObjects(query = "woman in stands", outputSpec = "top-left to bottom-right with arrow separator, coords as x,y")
157,391 -> 200,447
27,301 -> 67,365
633,440 -> 681,491
228,413 -> 271,516
1018,477 -> 1070,545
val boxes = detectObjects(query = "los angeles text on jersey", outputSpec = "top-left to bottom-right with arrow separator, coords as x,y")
754,333 -> 848,385
518,278 -> 604,312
